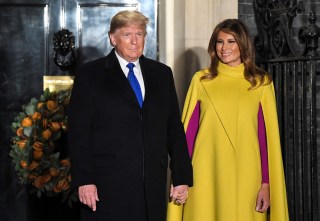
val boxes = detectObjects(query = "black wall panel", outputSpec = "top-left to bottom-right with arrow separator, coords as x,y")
0,1 -> 157,220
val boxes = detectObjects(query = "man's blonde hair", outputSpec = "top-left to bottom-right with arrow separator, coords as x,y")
109,10 -> 149,34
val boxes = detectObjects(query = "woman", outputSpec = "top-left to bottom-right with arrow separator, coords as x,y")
167,19 -> 289,221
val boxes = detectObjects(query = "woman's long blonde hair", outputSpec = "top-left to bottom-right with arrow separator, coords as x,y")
203,19 -> 271,89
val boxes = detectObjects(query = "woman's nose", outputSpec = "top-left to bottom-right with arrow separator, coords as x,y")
222,43 -> 228,50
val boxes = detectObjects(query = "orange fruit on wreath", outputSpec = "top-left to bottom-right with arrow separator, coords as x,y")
46,100 -> 57,111
21,117 -> 33,127
33,150 -> 43,160
42,129 -> 52,140
20,160 -> 28,168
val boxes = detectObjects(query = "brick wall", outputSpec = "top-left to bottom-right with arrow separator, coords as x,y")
238,0 -> 257,37
238,0 -> 320,47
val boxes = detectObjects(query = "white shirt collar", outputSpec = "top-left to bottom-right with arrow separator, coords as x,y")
114,50 -> 145,99
115,50 -> 140,76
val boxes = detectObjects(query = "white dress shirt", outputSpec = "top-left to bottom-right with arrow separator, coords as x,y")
115,51 -> 145,100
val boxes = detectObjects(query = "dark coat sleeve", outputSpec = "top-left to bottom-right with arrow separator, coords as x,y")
166,68 -> 193,187
67,62 -> 96,188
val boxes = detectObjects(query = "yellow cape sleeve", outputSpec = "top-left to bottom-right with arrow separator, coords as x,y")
182,72 -> 204,128
260,82 -> 289,221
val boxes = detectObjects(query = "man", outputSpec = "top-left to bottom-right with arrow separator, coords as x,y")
67,10 -> 193,221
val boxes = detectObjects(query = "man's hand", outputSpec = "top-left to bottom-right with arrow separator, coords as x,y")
170,184 -> 189,205
78,184 -> 99,211
255,183 -> 270,213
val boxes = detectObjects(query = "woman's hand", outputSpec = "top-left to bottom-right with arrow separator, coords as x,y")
170,184 -> 189,205
255,183 -> 270,213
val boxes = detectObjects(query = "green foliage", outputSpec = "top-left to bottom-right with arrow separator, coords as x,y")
9,88 -> 77,205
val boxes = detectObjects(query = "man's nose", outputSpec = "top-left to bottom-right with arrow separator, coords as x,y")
131,35 -> 137,44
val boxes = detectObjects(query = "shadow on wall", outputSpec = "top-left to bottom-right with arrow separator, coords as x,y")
174,47 -> 207,109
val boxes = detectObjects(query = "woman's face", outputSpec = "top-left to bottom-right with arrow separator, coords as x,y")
215,31 -> 241,67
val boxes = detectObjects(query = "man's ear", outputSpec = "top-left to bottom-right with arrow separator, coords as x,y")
109,33 -> 116,46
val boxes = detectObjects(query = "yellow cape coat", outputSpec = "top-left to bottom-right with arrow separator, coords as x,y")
167,62 -> 289,221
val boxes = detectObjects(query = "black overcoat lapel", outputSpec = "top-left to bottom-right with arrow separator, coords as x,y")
103,50 -> 142,108
139,55 -> 158,108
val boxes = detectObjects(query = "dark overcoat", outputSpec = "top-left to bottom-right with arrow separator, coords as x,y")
67,49 -> 193,221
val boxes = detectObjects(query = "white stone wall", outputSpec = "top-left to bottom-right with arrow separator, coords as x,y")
158,0 -> 238,107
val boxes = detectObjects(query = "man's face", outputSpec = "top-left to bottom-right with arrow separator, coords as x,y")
110,24 -> 146,62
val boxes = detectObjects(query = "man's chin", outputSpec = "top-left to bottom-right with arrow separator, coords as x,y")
128,53 -> 142,60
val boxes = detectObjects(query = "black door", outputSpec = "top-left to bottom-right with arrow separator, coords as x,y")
0,1 -> 157,220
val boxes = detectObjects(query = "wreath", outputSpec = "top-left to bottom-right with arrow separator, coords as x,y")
9,88 -> 77,205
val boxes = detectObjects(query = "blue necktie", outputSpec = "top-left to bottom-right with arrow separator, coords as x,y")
127,63 -> 143,107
